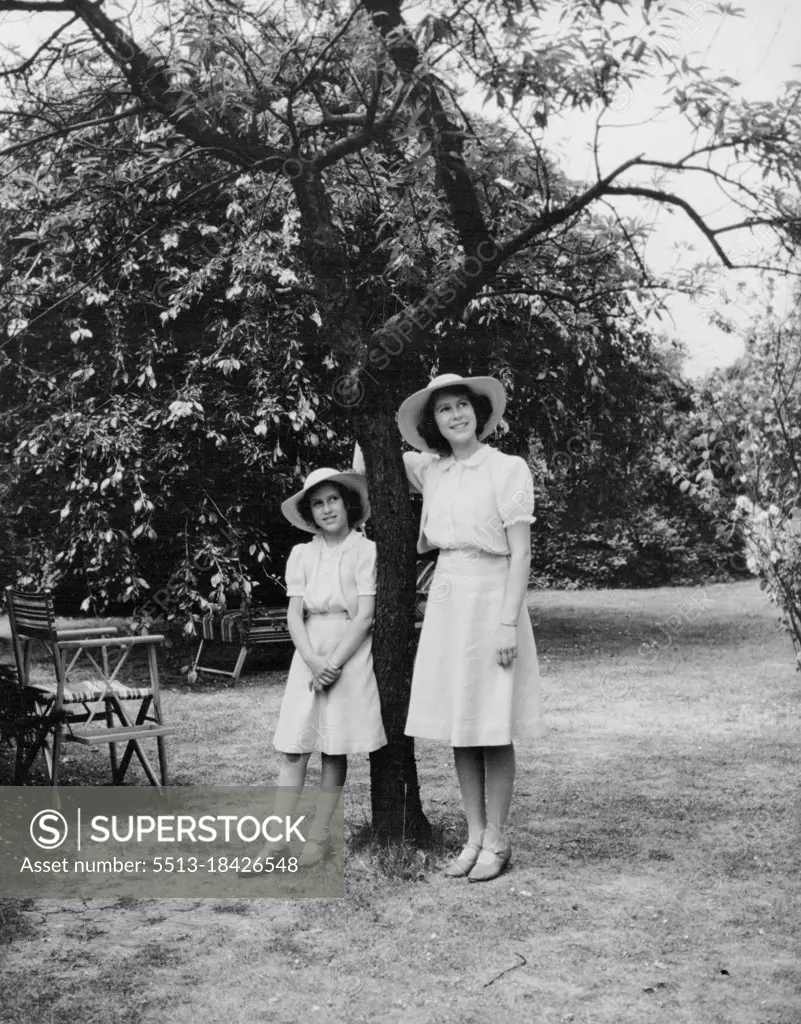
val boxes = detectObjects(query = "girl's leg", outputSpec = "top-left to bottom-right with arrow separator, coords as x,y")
467,743 -> 515,882
277,750 -> 311,788
272,752 -> 311,844
240,752 -> 310,874
482,743 -> 515,848
452,746 -> 487,846
320,752 -> 347,789
299,753 -> 347,866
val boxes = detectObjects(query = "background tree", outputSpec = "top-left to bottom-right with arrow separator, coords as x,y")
529,336 -> 741,588
0,105 -> 339,619
1,0 -> 799,840
670,305 -> 801,667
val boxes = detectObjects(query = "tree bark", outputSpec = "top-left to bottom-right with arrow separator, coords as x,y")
354,394 -> 431,845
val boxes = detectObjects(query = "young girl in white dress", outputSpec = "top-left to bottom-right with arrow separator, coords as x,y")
271,467 -> 387,867
395,373 -> 543,882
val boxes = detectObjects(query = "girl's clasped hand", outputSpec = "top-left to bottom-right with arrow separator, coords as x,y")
308,656 -> 341,692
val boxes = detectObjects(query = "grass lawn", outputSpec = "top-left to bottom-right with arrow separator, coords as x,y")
1,579 -> 799,1024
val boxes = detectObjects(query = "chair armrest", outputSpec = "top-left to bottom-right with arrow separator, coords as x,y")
56,635 -> 166,650
56,627 -> 121,639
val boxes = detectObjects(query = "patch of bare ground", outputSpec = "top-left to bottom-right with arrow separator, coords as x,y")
1,581 -> 799,1024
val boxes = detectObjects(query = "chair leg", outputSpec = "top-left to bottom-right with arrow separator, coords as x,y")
13,712 -> 45,783
230,645 -> 249,684
193,637 -> 249,684
106,701 -> 120,780
191,638 -> 205,675
156,735 -> 169,785
51,649 -> 70,786
125,737 -> 162,786
14,724 -> 28,783
112,737 -> 160,785
108,695 -> 164,786
114,741 -> 133,783
50,724 -> 62,786
109,696 -> 137,783
147,643 -> 169,785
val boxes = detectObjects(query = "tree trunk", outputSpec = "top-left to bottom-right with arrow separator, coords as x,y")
354,398 -> 432,845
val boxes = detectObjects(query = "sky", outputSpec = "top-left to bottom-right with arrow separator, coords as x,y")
1,0 -> 798,378
544,0 -> 799,377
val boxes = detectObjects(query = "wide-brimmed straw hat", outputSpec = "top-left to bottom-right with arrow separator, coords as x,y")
281,468 -> 370,534
397,373 -> 507,453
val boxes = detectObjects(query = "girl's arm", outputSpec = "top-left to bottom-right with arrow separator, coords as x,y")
352,441 -> 429,494
352,442 -> 366,474
314,595 -> 376,689
286,596 -> 329,678
496,521 -> 532,668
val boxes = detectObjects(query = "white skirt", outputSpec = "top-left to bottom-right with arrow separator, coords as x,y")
405,549 -> 544,746
273,613 -> 387,756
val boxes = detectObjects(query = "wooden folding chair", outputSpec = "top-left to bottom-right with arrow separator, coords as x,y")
188,602 -> 291,685
5,587 -> 175,786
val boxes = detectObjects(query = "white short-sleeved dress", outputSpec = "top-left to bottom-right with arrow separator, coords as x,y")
404,444 -> 544,746
273,530 -> 387,756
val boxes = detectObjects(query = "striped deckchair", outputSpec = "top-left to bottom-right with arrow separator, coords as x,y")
187,604 -> 292,685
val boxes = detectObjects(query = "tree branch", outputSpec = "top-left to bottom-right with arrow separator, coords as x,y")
287,2 -> 362,99
61,0 -> 290,174
0,14 -> 78,77
0,1 -> 73,9
496,156 -> 644,264
360,0 -> 492,259
0,105 -> 143,160
314,113 -> 395,169
713,217 -> 790,236
604,184 -> 733,266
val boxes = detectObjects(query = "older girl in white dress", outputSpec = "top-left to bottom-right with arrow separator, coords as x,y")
271,467 -> 386,867
397,373 -> 543,882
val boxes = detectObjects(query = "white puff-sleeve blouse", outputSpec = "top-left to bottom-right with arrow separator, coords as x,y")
284,532 -> 377,616
403,444 -> 535,555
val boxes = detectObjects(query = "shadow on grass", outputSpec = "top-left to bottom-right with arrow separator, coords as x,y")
347,819 -> 456,881
0,898 -> 35,945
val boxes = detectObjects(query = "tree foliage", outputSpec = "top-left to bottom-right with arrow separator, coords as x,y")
530,338 -> 739,588
670,306 -> 801,666
0,112 -> 344,616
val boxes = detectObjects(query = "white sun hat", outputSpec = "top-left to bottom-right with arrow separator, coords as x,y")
396,373 -> 507,453
281,467 -> 371,534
